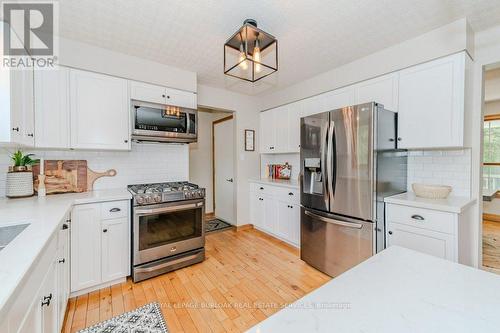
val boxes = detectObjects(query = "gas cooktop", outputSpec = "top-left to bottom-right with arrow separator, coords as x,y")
128,181 -> 205,206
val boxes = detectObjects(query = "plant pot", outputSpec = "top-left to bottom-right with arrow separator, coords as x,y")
6,171 -> 34,198
8,165 -> 32,172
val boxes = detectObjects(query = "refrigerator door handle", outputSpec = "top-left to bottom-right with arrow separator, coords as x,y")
321,121 -> 329,206
327,120 -> 335,209
304,210 -> 363,229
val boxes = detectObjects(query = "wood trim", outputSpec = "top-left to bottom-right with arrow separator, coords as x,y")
212,115 -> 234,212
483,213 -> 500,223
236,224 -> 253,231
485,114 -> 500,121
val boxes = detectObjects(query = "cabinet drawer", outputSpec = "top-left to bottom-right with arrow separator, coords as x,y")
250,182 -> 273,194
101,200 -> 129,220
386,204 -> 455,234
274,187 -> 300,204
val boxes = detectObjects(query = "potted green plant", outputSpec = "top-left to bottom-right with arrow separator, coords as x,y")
6,150 -> 39,198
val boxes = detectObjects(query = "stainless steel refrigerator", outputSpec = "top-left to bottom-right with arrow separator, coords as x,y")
300,102 -> 407,277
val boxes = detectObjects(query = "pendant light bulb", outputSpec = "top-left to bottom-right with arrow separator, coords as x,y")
254,37 -> 261,73
238,43 -> 248,70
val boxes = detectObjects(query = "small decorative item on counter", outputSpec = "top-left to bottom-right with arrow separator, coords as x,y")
6,150 -> 39,198
267,162 -> 292,180
412,183 -> 452,199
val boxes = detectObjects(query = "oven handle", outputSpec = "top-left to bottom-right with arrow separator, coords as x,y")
135,202 -> 202,215
134,253 -> 201,273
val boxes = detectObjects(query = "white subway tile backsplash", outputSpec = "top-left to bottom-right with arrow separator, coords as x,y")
407,148 -> 471,197
0,143 -> 189,197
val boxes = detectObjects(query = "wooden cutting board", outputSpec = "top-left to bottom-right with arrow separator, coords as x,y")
33,160 -> 88,194
87,168 -> 117,191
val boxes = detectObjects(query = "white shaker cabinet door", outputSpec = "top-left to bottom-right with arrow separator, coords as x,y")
260,110 -> 276,153
287,102 -> 302,153
397,52 -> 466,149
165,88 -> 197,109
34,66 -> 70,148
71,204 -> 102,292
129,80 -> 166,104
250,192 -> 265,229
70,69 -> 130,150
274,106 -> 289,153
320,86 -> 355,112
386,222 -> 455,261
101,217 -> 129,283
354,73 -> 399,112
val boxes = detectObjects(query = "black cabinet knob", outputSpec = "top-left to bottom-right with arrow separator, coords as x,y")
124,139 -> 128,143
259,187 -> 264,190
62,223 -> 69,230
27,133 -> 34,137
288,192 -> 293,196
103,229 -> 108,233
58,258 -> 65,263
389,138 -> 395,142
397,137 -> 402,141
388,231 -> 393,235
162,94 -> 165,98
166,95 -> 170,99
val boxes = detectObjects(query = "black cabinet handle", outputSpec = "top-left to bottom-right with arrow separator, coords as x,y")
288,192 -> 293,196
411,214 -> 424,221
388,231 -> 393,235
12,127 -> 19,132
41,293 -> 52,307
58,258 -> 65,264
62,223 -> 69,230
27,133 -> 34,137
103,229 -> 108,233
109,207 -> 121,212
259,198 -> 263,201
259,187 -> 264,190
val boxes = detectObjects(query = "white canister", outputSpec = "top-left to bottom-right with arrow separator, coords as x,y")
6,171 -> 34,198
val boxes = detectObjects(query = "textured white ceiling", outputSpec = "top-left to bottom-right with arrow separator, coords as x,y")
57,0 -> 500,95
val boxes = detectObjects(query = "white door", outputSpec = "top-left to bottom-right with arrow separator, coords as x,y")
386,222 -> 455,261
70,69 -> 130,150
397,52 -> 465,149
101,217 -> 129,282
214,117 -> 235,224
34,66 -> 70,148
71,204 -> 102,292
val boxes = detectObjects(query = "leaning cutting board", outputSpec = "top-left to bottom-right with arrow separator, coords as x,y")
87,168 -> 117,191
33,160 -> 88,194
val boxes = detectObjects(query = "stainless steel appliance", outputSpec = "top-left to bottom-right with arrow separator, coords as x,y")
131,101 -> 197,143
300,102 -> 407,277
128,182 -> 206,282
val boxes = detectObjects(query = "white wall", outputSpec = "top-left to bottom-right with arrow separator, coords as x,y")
58,37 -> 197,92
0,143 -> 189,197
197,84 -> 260,226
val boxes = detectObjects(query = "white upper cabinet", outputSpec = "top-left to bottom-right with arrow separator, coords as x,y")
397,52 -> 467,149
130,81 -> 166,105
287,102 -> 302,152
260,109 -> 276,153
165,87 -> 197,109
354,73 -> 399,111
320,86 -> 355,112
70,69 -> 130,150
34,66 -> 70,149
130,80 -> 197,109
274,106 -> 289,153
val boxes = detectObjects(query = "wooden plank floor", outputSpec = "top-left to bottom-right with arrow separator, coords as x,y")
62,228 -> 331,333
483,219 -> 500,272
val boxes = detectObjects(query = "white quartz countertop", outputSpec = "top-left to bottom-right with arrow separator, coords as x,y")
384,192 -> 476,213
246,246 -> 500,333
0,188 -> 132,316
249,178 -> 299,189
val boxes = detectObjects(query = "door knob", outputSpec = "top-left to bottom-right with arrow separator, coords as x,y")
226,178 -> 234,182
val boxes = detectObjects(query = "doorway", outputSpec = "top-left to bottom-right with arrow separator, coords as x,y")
188,107 -> 236,226
481,64 -> 500,273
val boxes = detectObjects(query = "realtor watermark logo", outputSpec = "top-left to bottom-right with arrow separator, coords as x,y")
2,1 -> 59,69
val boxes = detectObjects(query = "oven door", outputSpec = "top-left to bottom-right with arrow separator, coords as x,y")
131,101 -> 197,142
133,199 -> 205,266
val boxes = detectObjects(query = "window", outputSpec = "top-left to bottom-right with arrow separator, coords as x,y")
483,115 -> 500,190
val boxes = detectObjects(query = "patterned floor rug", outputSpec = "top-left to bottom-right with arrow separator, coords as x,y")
78,302 -> 168,333
205,218 -> 233,233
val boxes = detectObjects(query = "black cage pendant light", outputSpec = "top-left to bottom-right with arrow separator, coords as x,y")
224,19 -> 278,82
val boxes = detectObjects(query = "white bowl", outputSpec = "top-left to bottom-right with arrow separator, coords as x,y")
412,183 -> 452,199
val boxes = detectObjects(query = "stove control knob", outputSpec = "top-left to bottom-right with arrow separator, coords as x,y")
136,196 -> 145,204
153,194 -> 162,203
146,196 -> 154,204
185,191 -> 191,199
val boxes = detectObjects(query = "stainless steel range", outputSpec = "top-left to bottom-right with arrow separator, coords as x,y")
128,182 -> 206,282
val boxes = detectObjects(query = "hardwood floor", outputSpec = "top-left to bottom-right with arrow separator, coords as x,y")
483,219 -> 500,272
62,228 -> 331,333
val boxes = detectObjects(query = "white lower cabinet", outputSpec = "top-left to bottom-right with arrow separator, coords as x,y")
385,202 -> 473,264
71,200 -> 130,294
249,182 -> 300,247
8,216 -> 70,333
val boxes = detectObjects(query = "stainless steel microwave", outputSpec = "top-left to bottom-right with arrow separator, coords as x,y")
131,101 -> 197,143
